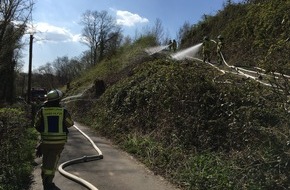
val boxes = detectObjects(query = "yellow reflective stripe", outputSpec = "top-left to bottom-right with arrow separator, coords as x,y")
43,109 -> 48,133
42,140 -> 66,144
41,133 -> 67,143
41,134 -> 67,139
58,109 -> 64,133
41,133 -> 67,137
42,107 -> 64,134
41,136 -> 67,143
41,107 -> 68,143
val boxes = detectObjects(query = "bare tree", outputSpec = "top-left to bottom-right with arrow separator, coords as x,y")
80,50 -> 92,69
0,0 -> 34,103
151,18 -> 164,45
134,18 -> 164,46
37,63 -> 54,76
53,56 -> 70,85
48,55 -> 86,86
177,21 -> 192,47
68,57 -> 84,78
80,10 -> 121,66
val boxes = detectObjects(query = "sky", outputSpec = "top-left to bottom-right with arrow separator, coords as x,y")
22,0 -> 243,72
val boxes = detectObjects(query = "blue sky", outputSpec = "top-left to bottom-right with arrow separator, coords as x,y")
22,0 -> 243,72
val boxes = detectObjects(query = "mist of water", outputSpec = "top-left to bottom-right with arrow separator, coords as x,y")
61,93 -> 83,102
145,45 -> 170,55
171,43 -> 202,60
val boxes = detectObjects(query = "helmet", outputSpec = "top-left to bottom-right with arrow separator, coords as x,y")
46,89 -> 63,102
217,35 -> 224,40
203,36 -> 209,41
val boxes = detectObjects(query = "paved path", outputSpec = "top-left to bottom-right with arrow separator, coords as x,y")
30,122 -> 180,190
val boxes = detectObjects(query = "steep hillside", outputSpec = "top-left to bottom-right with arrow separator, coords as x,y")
67,55 -> 290,189
65,1 -> 290,189
181,0 -> 289,72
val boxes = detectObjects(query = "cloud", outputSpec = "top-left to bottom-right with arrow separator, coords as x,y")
27,22 -> 81,43
116,10 -> 149,27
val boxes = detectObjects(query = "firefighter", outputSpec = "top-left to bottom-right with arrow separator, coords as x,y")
34,89 -> 74,190
217,35 -> 224,65
172,39 -> 177,52
202,36 -> 211,63
168,39 -> 172,51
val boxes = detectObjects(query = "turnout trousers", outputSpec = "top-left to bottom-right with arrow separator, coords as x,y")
203,50 -> 211,62
40,143 -> 65,185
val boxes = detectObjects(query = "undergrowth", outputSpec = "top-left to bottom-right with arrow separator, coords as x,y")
63,1 -> 289,189
0,104 -> 38,190
68,58 -> 290,189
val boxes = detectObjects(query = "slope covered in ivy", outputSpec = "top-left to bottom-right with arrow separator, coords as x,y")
181,0 -> 289,73
66,0 -> 290,189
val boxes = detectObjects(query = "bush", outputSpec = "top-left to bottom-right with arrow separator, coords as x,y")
88,59 -> 290,189
0,105 -> 38,190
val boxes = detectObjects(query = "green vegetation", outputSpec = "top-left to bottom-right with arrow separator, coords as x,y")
65,0 -> 290,189
181,0 -> 289,71
0,0 -> 288,189
0,105 -> 38,190
69,58 -> 290,189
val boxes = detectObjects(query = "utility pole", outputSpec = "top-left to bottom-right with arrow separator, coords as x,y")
27,34 -> 33,104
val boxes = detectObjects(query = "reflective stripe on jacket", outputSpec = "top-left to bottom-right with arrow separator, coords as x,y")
41,107 -> 67,144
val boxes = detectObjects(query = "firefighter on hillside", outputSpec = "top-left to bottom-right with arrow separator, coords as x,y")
168,39 -> 172,51
172,39 -> 177,52
202,36 -> 211,63
217,35 -> 224,65
34,89 -> 74,190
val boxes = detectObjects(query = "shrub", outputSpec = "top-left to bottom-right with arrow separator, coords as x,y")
0,105 -> 38,190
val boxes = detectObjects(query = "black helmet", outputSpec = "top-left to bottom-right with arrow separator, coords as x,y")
203,36 -> 209,41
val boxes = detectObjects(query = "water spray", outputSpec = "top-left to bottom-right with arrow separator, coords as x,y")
171,43 -> 202,60
145,45 -> 170,55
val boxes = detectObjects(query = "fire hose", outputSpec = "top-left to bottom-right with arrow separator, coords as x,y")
58,125 -> 103,190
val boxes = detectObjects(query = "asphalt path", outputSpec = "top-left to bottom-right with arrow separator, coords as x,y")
30,122 -> 180,190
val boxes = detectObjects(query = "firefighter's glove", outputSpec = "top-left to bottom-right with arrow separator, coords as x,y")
35,143 -> 43,157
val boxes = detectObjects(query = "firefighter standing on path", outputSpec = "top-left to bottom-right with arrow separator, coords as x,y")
217,35 -> 224,65
34,89 -> 74,190
202,36 -> 211,63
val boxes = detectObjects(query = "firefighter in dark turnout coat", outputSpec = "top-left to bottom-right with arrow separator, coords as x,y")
217,35 -> 224,65
202,36 -> 211,63
34,89 -> 74,190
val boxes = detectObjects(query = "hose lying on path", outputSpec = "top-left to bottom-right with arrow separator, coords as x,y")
58,125 -> 103,190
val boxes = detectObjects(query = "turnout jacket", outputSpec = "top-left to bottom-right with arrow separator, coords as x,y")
202,40 -> 211,53
35,103 -> 74,144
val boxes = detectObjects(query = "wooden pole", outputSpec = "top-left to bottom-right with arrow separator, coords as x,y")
27,34 -> 33,103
